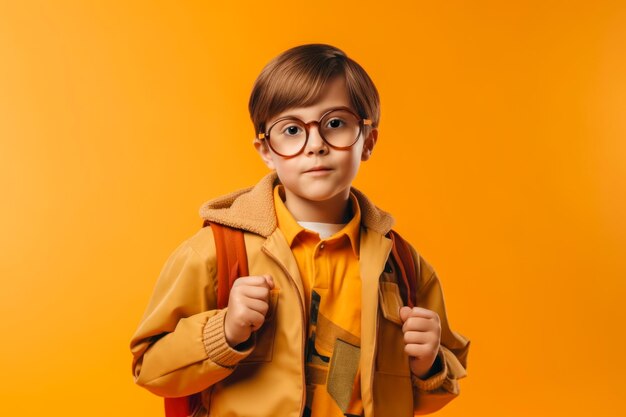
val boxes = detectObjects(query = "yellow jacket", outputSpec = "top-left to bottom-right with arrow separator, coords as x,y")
130,172 -> 469,416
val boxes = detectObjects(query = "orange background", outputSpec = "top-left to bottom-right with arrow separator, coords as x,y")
1,1 -> 625,416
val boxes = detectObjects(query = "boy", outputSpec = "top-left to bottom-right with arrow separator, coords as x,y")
130,44 -> 469,417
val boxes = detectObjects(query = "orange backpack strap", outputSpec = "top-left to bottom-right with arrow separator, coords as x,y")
164,395 -> 201,417
163,220 -> 249,417
388,230 -> 418,308
207,220 -> 250,309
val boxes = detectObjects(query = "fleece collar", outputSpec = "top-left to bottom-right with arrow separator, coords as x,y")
198,172 -> 395,237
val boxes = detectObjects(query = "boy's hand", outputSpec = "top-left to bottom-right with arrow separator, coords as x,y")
399,306 -> 441,379
224,274 -> 275,348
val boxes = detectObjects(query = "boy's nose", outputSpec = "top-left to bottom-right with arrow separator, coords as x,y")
305,125 -> 329,155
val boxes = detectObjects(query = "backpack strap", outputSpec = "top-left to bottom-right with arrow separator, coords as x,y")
388,230 -> 418,308
164,395 -> 201,417
206,220 -> 250,309
164,220 -> 249,417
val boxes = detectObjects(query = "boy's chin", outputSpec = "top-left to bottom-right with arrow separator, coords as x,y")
292,187 -> 349,203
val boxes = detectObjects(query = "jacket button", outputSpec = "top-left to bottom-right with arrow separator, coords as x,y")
320,244 -> 325,250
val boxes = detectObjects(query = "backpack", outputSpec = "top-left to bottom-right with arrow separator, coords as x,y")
164,222 -> 417,417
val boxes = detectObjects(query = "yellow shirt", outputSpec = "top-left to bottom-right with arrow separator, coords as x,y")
274,185 -> 364,417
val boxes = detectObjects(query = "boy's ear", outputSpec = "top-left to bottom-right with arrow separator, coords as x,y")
361,128 -> 378,161
254,138 -> 276,170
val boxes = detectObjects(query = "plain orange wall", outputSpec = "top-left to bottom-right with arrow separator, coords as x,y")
1,1 -> 625,416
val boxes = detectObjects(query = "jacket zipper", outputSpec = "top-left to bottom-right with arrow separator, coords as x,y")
262,246 -> 307,417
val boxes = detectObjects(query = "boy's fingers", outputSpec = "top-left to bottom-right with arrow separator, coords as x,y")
232,276 -> 263,287
243,297 -> 270,317
233,275 -> 273,289
404,330 -> 439,345
402,317 -> 437,334
239,285 -> 270,301
236,309 -> 265,331
404,343 -> 438,360
400,306 -> 439,320
248,310 -> 266,331
399,306 -> 412,323
263,274 -> 275,290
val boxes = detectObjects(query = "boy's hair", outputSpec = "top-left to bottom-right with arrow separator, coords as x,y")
249,44 -> 380,136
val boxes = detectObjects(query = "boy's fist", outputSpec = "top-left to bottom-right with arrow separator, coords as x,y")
399,306 -> 441,379
224,274 -> 275,348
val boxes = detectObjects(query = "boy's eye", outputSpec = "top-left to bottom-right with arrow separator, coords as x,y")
283,125 -> 303,136
326,118 -> 345,129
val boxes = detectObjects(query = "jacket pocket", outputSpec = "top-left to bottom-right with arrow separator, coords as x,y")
379,281 -> 404,325
376,282 -> 411,376
239,288 -> 279,364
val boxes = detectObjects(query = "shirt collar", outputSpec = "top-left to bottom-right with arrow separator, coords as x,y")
273,185 -> 361,257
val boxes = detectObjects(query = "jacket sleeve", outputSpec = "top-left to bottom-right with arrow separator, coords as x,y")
408,246 -> 470,415
129,230 -> 254,398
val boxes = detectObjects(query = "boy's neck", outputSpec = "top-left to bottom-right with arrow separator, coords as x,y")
282,188 -> 352,224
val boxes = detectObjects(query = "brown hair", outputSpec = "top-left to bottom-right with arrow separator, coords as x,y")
248,44 -> 380,135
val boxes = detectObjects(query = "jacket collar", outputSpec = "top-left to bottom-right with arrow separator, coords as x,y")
198,172 -> 395,237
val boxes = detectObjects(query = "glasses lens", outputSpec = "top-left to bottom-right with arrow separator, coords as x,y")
320,109 -> 361,148
267,118 -> 307,156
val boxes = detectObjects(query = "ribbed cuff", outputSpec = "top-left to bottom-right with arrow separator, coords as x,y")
411,349 -> 448,391
203,309 -> 254,368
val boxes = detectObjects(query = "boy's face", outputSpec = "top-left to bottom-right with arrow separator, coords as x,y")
254,77 -> 378,213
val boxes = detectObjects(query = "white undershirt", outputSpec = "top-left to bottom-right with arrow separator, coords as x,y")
297,221 -> 347,239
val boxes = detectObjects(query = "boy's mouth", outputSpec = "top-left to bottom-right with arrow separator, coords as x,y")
305,166 -> 332,173
304,166 -> 331,174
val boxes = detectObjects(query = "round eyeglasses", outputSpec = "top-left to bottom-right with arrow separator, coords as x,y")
257,107 -> 372,158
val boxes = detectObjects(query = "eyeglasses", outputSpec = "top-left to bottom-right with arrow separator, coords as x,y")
258,107 -> 372,158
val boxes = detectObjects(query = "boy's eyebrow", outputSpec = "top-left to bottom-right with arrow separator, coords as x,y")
268,105 -> 355,124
